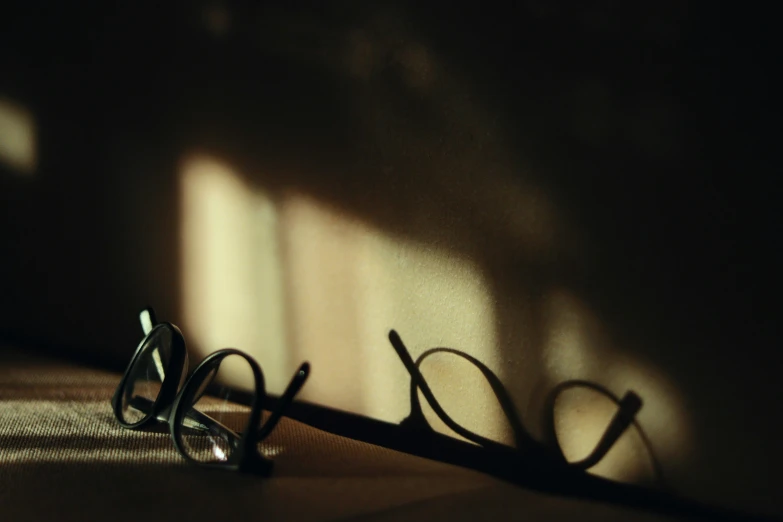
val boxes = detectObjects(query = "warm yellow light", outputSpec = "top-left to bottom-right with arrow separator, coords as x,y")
280,191 -> 499,434
179,159 -> 500,437
553,386 -> 657,484
259,444 -> 284,457
543,288 -> 690,484
0,96 -> 36,175
542,289 -> 605,380
607,358 -> 691,474
178,157 -> 688,482
180,154 -> 289,391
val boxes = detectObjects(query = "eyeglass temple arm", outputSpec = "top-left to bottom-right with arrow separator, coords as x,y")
388,330 -> 506,451
570,390 -> 643,470
257,362 -> 311,440
140,307 -> 157,336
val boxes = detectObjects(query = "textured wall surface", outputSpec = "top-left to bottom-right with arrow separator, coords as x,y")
0,1 -> 779,516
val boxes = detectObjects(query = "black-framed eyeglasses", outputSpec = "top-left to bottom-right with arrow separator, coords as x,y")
110,307 -> 310,475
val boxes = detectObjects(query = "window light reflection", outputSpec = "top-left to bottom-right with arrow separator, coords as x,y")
260,444 -> 284,457
180,154 -> 289,391
213,445 -> 227,461
152,349 -> 166,381
0,96 -> 37,175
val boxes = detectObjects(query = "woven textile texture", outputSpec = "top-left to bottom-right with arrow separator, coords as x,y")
0,345 -> 684,522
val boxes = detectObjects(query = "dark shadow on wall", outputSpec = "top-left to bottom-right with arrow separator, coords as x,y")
0,1 -> 185,368
467,6 -> 782,514
0,0 -> 780,516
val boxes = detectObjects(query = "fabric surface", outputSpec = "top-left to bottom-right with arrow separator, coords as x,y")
0,345 -> 686,522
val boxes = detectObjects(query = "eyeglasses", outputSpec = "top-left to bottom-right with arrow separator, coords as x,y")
110,307 -> 310,474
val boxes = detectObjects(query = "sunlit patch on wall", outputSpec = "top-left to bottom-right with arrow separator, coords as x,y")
180,153 -> 289,392
414,350 -> 513,446
542,289 -> 610,381
373,237 -> 502,442
279,192 -> 374,413
607,357 -> 691,471
0,96 -> 36,175
542,288 -> 690,484
281,190 -> 500,439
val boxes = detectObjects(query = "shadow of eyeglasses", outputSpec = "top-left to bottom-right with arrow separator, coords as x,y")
261,329 -> 773,521
388,332 -> 654,481
541,379 -> 665,485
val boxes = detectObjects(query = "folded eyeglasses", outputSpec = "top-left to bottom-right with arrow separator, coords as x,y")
110,307 -> 309,474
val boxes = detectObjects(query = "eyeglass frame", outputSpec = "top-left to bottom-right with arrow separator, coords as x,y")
110,307 -> 309,475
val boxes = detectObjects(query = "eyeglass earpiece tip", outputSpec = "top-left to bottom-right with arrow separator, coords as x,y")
388,329 -> 402,343
139,307 -> 157,335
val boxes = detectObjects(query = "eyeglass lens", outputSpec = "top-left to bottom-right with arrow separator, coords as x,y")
120,326 -> 173,424
178,354 -> 254,463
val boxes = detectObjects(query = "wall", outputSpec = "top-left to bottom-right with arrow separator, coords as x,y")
1,1 -> 780,516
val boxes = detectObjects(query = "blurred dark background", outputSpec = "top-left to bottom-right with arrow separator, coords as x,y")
1,0 -> 780,517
